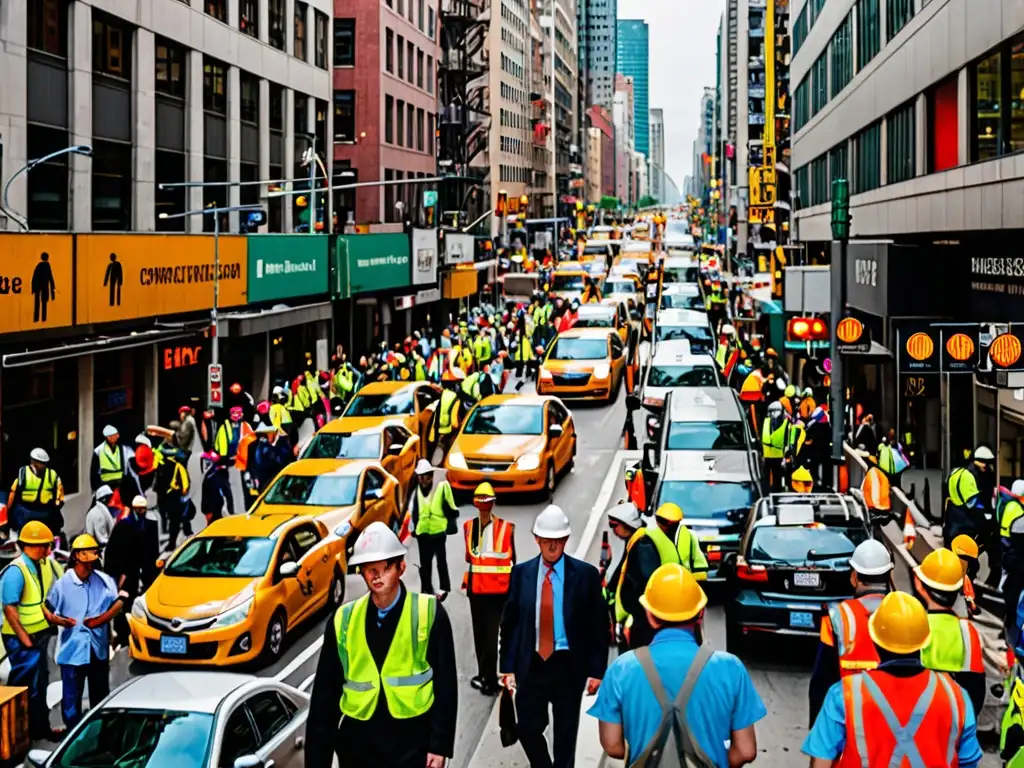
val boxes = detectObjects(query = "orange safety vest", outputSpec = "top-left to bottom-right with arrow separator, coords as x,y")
626,470 -> 646,512
462,517 -> 515,595
837,668 -> 966,768
823,593 -> 884,676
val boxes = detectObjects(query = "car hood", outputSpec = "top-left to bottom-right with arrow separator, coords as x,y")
150,576 -> 258,615
336,415 -> 399,432
543,358 -> 604,374
456,434 -> 546,460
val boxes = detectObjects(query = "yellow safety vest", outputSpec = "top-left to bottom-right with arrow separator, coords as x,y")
286,388 -> 305,412
1003,499 -> 1024,538
269,402 -> 293,429
17,467 -> 58,505
1,556 -> 63,636
334,592 -> 436,720
415,482 -> 454,536
474,337 -> 492,363
215,421 -> 235,457
459,347 -> 474,371
438,390 -> 459,436
334,368 -> 355,397
515,335 -> 534,362
948,467 -> 979,508
462,373 -> 482,400
169,460 -> 190,493
614,527 -> 679,622
97,444 -> 123,483
674,525 -> 709,580
920,612 -> 983,674
761,418 -> 788,459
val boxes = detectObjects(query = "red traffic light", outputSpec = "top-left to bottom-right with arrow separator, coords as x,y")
788,317 -> 829,341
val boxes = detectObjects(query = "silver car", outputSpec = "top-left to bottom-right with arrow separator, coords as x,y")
26,673 -> 309,768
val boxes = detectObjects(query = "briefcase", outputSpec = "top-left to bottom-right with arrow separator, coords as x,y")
499,686 -> 518,747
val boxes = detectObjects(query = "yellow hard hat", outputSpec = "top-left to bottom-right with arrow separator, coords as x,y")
71,534 -> 101,562
655,503 -> 683,523
18,520 -> 54,546
913,548 -> 964,592
868,591 -> 931,654
638,564 -> 708,622
951,534 -> 979,561
474,482 -> 496,500
791,466 -> 813,483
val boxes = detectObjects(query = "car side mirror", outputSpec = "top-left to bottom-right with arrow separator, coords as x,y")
279,561 -> 300,578
626,393 -> 641,413
234,756 -> 266,768
548,424 -> 564,437
630,310 -> 641,321
388,443 -> 404,456
363,487 -> 384,502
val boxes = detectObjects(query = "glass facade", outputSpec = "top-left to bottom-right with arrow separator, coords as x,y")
616,19 -> 649,156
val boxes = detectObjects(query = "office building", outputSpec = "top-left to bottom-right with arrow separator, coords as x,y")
649,107 -> 665,201
578,0 -> 616,111
536,0 -> 580,209
612,73 -> 633,203
616,19 -> 648,156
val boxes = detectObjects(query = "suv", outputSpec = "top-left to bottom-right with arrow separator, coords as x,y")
653,308 -> 715,354
640,342 -> 723,412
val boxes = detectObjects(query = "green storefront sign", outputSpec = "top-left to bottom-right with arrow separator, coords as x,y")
247,235 -> 329,302
334,233 -> 411,298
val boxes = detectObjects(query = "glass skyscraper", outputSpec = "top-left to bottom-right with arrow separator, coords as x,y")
616,19 -> 649,157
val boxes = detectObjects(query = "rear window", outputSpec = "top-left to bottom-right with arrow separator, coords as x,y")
604,280 -> 636,295
264,474 -> 359,506
345,392 -> 414,417
574,313 -> 615,329
656,324 -> 714,353
302,432 -> 381,460
661,292 -> 705,311
649,365 -> 719,388
553,273 -> 585,290
655,481 -> 755,520
749,526 -> 869,563
550,337 -> 608,361
666,421 -> 746,451
663,266 -> 701,284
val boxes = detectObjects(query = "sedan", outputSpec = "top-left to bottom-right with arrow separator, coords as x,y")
537,328 -> 627,402
337,381 -> 440,459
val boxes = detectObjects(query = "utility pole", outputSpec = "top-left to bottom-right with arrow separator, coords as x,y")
830,178 -> 851,487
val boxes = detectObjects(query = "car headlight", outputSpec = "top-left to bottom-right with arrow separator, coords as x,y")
593,363 -> 610,379
516,453 -> 541,471
212,597 -> 254,629
130,594 -> 148,623
448,451 -> 468,470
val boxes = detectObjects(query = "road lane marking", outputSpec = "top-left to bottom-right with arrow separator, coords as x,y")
274,632 -> 325,683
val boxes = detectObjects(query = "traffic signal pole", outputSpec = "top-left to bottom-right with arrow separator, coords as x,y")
830,178 -> 851,488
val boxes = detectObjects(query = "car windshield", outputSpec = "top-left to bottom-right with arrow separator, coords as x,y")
464,404 -> 544,435
663,266 -> 701,284
583,245 -> 609,256
656,324 -> 714,352
264,474 -> 359,506
581,262 -> 605,275
666,421 -> 747,451
53,709 -> 214,768
302,432 -> 381,460
574,312 -> 615,328
656,481 -> 755,520
553,273 -> 586,290
165,537 -> 276,577
662,292 -> 705,311
648,365 -> 719,388
344,391 -> 414,417
750,525 -> 869,563
604,280 -> 635,295
551,337 -> 608,360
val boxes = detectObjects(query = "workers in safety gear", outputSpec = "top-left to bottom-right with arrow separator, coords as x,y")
910,548 -> 986,717
462,482 -> 516,696
951,534 -> 981,617
409,459 -> 459,602
1002,478 -> 1024,649
790,465 -> 814,493
8,446 -> 65,536
606,502 -> 679,650
305,519 -> 458,768
762,401 -> 800,492
90,424 -> 136,496
808,539 -> 894,724
652,503 -> 709,581
432,371 -> 463,458
861,466 -> 891,513
802,590 -> 983,768
0,520 -> 64,740
944,446 -> 997,578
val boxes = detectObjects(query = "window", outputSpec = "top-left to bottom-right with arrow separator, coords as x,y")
203,58 -> 227,113
269,83 -> 284,131
397,35 -> 404,78
27,0 -> 68,58
1012,39 -> 1024,155
334,90 -> 355,142
155,150 -> 185,231
386,29 -> 394,72
397,99 -> 405,146
155,38 -> 186,99
26,126 -> 69,230
240,72 -> 259,123
294,94 -> 308,134
91,139 -> 132,231
418,0 -> 425,30
294,1 -> 307,61
856,0 -> 880,71
206,0 -> 226,23
407,42 -> 414,83
853,121 -> 882,193
887,100 -> 915,184
269,0 -> 286,49
887,0 -> 913,41
811,52 -> 828,115
427,112 -> 434,153
219,709 -> 258,768
315,11 -> 328,69
335,18 -> 355,66
973,49 -> 1001,161
407,103 -> 414,147
793,5 -> 808,56
929,76 -> 959,172
398,0 -> 404,14
810,0 -> 826,26
428,7 -> 435,38
385,95 -> 394,143
810,153 -> 829,206
794,165 -> 809,210
246,693 -> 293,744
92,12 -> 131,79
240,0 -> 257,36
830,13 -> 853,98
426,55 -> 434,93
384,168 -> 395,217
829,141 -> 847,196
417,50 -> 424,88
417,107 -> 424,150
793,76 -> 809,132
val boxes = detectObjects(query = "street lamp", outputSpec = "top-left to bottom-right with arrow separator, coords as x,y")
1,144 -> 92,231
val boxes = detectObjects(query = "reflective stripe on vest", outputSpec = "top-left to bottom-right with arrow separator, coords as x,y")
921,612 -> 985,674
830,594 -> 883,675
438,390 -> 459,435
97,444 -> 123,483
335,592 -> 436,720
18,467 -> 57,505
415,483 -> 452,536
462,373 -> 481,400
1,557 -> 62,636
464,518 -> 514,595
614,527 -> 680,622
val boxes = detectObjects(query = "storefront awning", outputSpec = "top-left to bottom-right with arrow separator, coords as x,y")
2,324 -> 206,368
219,302 -> 332,338
842,340 -> 894,359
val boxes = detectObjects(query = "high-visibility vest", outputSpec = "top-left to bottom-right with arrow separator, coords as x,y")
334,367 -> 354,397
674,525 -> 709,580
437,390 -> 459,435
462,372 -> 482,400
459,347 -> 474,371
878,444 -> 897,474
285,388 -> 304,413
427,353 -> 445,380
761,418 -> 789,459
414,360 -> 427,381
334,592 -> 436,720
96,443 -> 124,483
17,466 -> 58,505
415,481 -> 454,536
305,372 -> 323,402
463,517 -> 514,594
473,337 -> 492,363
626,470 -> 646,512
824,593 -> 884,676
921,612 -> 985,674
215,421 -> 237,457
948,466 -> 979,508
269,403 -> 292,430
1002,499 -> 1024,538
1,556 -> 63,636
837,669 -> 965,768
862,468 -> 891,511
614,527 -> 679,622
169,460 -> 190,494
515,334 -> 534,362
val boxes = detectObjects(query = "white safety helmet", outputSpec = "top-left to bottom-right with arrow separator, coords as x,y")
135,434 -> 152,448
849,539 -> 894,576
348,521 -> 408,566
102,425 -> 119,438
606,501 -> 643,530
532,504 -> 572,539
29,448 -> 50,463
131,495 -> 148,509
721,324 -> 735,336
973,446 -> 995,462
767,400 -> 783,416
272,385 -> 286,396
415,459 -> 435,476
1013,479 -> 1024,497
95,484 -> 114,501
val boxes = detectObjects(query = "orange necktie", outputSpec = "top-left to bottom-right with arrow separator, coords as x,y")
538,565 -> 555,660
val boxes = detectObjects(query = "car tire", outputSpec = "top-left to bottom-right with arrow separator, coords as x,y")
544,462 -> 557,501
262,609 -> 287,663
329,568 -> 346,608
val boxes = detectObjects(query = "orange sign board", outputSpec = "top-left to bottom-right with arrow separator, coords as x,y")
990,333 -> 1023,368
906,332 -> 935,362
76,234 -> 247,324
0,234 -> 74,334
836,317 -> 864,344
945,333 -> 975,362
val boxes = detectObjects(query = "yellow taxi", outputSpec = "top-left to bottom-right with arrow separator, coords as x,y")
537,327 -> 627,402
337,380 -> 441,457
444,394 -> 576,497
550,264 -> 589,299
573,301 -> 630,346
601,271 -> 642,309
300,420 -> 420,501
128,513 -> 347,666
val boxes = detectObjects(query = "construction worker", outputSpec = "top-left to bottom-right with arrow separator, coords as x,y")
409,460 -> 458,601
460,368 -> 484,404
331,359 -> 356,411
606,501 -> 679,649
8,447 -> 65,536
652,503 -> 708,580
588,564 -> 765,767
808,539 -> 894,724
305,521 -> 457,768
213,405 -> 244,515
790,465 -> 814,493
951,534 -> 981,617
270,386 -> 297,445
155,444 -> 192,547
861,465 -> 892,517
803,590 -> 983,767
1,521 -> 64,740
462,482 -> 515,696
912,548 -> 986,718
432,370 -> 463,461
90,424 -> 134,495
473,327 -> 493,368
1002,478 -> 1024,648
762,400 -> 791,492
944,445 -> 996,552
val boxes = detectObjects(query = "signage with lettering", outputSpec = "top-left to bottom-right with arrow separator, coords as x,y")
412,228 -> 438,286
844,242 -> 889,317
903,375 -> 929,397
897,326 -> 940,374
247,235 -> 328,303
854,258 -> 878,287
939,327 -> 979,373
334,233 -> 412,297
162,344 -> 204,371
0,234 -> 74,333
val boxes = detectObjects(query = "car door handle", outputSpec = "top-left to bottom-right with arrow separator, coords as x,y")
294,736 -> 305,750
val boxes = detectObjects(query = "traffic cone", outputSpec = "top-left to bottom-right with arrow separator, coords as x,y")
902,508 -> 917,549
399,511 -> 413,543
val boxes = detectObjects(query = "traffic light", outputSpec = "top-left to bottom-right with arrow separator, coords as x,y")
788,317 -> 829,341
495,189 -> 508,217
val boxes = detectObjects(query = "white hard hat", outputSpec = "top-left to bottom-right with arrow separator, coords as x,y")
1013,479 -> 1024,497
606,501 -> 643,529
131,495 -> 148,509
273,385 -> 286,396
776,378 -> 787,392
29,448 -> 50,463
849,539 -> 893,576
532,504 -> 572,538
102,425 -> 119,438
95,484 -> 113,500
722,324 -> 735,335
348,521 -> 408,565
415,459 -> 435,476
974,446 -> 995,462
767,400 -> 783,415
135,434 -> 152,447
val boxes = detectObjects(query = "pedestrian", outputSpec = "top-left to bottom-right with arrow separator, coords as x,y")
803,590 -> 983,767
84,485 -> 118,549
0,521 -> 64,740
761,400 -> 793,492
409,460 -> 458,601
432,371 -> 463,461
175,405 -> 198,453
588,564 -> 765,766
155,448 -> 192,547
213,406 -> 244,515
951,534 -> 982,617
652,503 -> 709,581
200,452 -> 228,523
1001,478 -> 1024,647
129,433 -> 158,494
104,496 -> 154,649
90,425 -> 135,495
499,505 -> 608,768
462,482 -> 515,696
44,534 -> 124,729
7,447 -> 64,537
305,521 -> 457,768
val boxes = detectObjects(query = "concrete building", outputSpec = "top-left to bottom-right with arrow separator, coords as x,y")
1,0 -> 333,234
633,149 -> 648,201
577,0 -> 616,111
649,107 -> 665,202
613,73 -> 634,203
334,0 -> 440,224
536,0 -> 580,208
587,104 -> 615,198
585,126 -> 601,204
616,19 -> 648,157
528,2 -> 554,216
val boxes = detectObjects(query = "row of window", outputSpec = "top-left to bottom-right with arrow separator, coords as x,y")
500,135 -> 526,156
382,95 -> 436,154
792,0 -> 827,56
384,0 -> 437,42
384,28 -> 435,94
383,169 -> 435,223
498,164 -> 530,183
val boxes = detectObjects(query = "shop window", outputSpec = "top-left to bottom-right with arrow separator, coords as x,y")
203,157 -> 227,232
811,52 -> 828,115
26,125 -> 69,230
240,71 -> 259,124
887,100 -> 915,184
94,350 -> 145,448
155,37 -> 186,99
27,0 -> 68,58
335,18 -> 355,66
830,13 -> 853,98
315,11 -> 328,69
334,90 -> 355,142
928,76 -> 959,173
886,0 -> 913,42
91,139 -> 132,231
240,0 -> 258,37
829,141 -> 847,194
809,154 -> 828,206
853,120 -> 882,194
856,0 -> 880,71
397,99 -> 405,147
386,28 -> 394,72
155,149 -> 186,230
397,34 -> 405,78
206,0 -> 227,23
417,107 -> 424,151
92,11 -> 132,80
203,57 -> 227,114
972,49 -> 1002,162
269,0 -> 286,50
294,1 -> 308,62
385,95 -> 394,143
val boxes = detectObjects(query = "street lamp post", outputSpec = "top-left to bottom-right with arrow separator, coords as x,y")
829,178 -> 852,488
0,144 -> 93,231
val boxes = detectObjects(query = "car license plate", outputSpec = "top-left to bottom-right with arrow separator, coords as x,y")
793,572 -> 821,588
160,635 -> 188,655
790,611 -> 815,629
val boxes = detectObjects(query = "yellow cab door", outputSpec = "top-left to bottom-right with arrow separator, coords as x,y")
615,304 -> 629,345
545,400 -> 572,471
275,522 -> 330,627
414,386 -> 441,457
380,425 -> 418,500
356,467 -> 388,527
610,334 -> 626,384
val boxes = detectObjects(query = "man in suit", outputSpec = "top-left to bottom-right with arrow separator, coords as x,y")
499,504 -> 608,768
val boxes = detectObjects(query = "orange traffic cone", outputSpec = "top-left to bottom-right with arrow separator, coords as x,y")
902,508 -> 916,549
399,511 -> 413,543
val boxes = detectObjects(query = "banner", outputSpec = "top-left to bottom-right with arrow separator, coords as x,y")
0,234 -> 74,333
938,326 -> 980,373
336,233 -> 411,295
444,233 -> 475,266
247,235 -> 328,303
412,228 -> 438,286
897,325 -> 940,375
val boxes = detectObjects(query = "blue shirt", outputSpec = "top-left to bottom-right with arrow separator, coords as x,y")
0,554 -> 34,606
802,663 -> 983,767
588,628 -> 766,766
376,590 -> 402,627
46,569 -> 119,666
535,557 -> 568,652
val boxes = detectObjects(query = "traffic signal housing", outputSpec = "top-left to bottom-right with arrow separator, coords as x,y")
788,316 -> 829,342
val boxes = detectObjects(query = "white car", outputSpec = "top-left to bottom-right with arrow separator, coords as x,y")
641,343 -> 723,410
654,308 -> 716,355
660,283 -> 706,313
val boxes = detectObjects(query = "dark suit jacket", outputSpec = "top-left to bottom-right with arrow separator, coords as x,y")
499,554 -> 608,687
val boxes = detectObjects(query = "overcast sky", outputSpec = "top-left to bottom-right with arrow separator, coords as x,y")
617,0 -> 722,193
